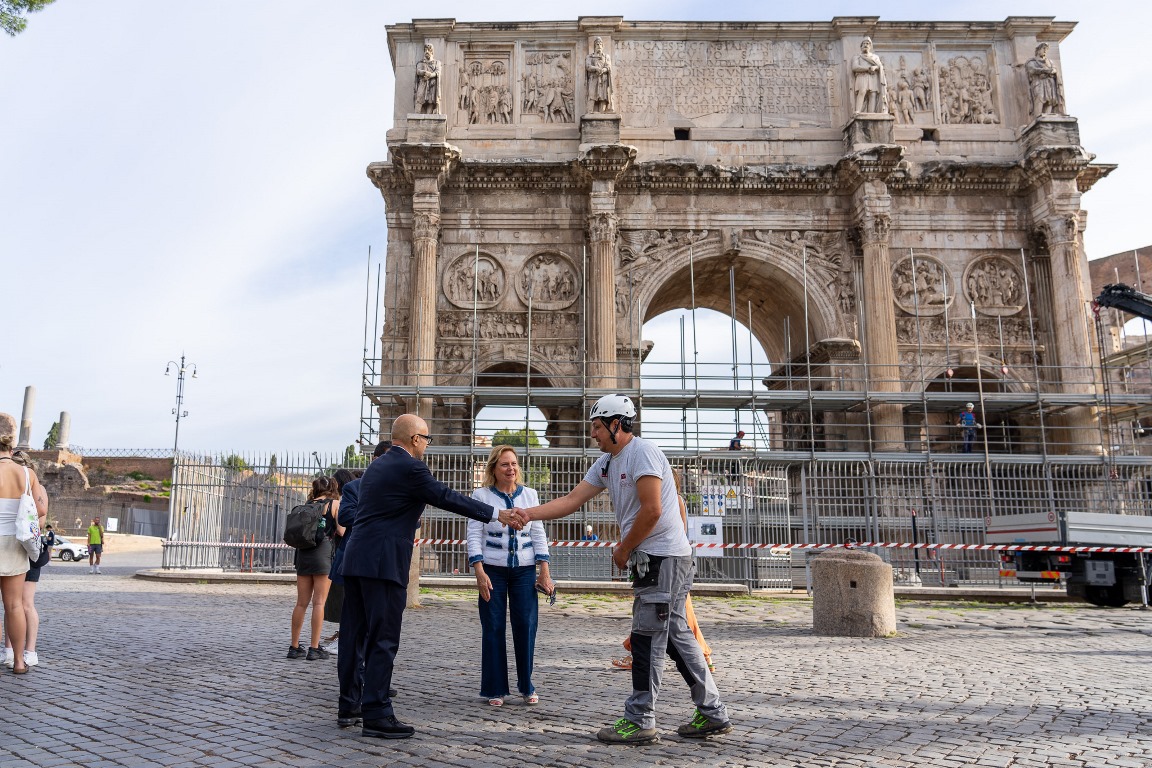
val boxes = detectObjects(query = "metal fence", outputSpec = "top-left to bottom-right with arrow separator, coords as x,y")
163,449 -> 1152,591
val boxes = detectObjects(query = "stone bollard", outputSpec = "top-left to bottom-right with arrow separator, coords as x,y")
811,550 -> 897,637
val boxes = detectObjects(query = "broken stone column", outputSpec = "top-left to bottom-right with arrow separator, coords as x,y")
17,385 -> 35,450
812,550 -> 897,637
56,411 -> 71,449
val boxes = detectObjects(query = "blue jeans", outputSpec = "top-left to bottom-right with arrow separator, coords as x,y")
477,564 -> 538,698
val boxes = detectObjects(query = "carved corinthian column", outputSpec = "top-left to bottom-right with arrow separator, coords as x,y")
1038,214 -> 1098,453
587,212 -> 618,388
857,210 -> 905,451
409,209 -> 440,415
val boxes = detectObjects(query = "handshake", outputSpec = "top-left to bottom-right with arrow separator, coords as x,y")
496,507 -> 534,530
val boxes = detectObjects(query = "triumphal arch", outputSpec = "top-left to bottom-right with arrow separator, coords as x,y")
366,16 -> 1114,455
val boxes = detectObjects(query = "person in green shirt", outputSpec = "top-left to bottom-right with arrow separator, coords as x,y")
87,516 -> 104,574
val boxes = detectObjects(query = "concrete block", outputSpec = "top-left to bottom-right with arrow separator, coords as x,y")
812,550 -> 897,637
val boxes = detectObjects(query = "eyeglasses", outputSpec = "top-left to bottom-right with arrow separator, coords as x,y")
415,434 -> 434,444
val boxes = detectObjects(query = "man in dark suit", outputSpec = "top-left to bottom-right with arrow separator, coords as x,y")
339,414 -> 521,739
333,439 -> 390,724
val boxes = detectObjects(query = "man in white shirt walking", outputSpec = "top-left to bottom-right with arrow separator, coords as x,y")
514,394 -> 731,745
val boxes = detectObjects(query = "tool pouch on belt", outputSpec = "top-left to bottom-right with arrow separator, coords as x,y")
631,552 -> 665,589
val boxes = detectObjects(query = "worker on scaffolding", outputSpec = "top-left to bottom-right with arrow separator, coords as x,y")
956,402 -> 982,454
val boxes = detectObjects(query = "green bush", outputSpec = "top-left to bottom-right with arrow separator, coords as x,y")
127,470 -> 153,481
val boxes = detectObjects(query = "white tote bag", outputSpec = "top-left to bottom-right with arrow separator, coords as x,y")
13,466 -> 42,560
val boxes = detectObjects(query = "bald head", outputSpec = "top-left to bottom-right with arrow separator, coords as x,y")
391,414 -> 430,458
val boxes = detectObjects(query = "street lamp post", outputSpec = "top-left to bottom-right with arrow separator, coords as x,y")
165,354 -> 198,457
164,355 -> 197,550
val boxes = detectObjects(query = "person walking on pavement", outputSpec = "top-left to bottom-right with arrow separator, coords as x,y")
87,516 -> 104,574
513,394 -> 731,745
338,414 -> 522,739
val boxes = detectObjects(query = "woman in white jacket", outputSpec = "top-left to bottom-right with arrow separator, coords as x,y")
469,445 -> 554,706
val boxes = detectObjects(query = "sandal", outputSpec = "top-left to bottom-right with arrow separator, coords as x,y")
524,693 -> 539,705
12,664 -> 29,675
611,655 -> 632,670
488,697 -> 504,707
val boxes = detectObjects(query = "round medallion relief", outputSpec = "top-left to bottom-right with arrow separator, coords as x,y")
891,253 -> 954,316
963,255 -> 1025,317
442,252 -> 506,309
516,251 -> 579,310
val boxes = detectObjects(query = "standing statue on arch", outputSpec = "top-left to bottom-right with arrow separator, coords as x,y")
585,37 -> 613,113
414,43 -> 442,114
1025,42 -> 1065,116
851,37 -> 888,114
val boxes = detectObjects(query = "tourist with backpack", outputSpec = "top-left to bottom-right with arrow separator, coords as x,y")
286,476 -> 341,661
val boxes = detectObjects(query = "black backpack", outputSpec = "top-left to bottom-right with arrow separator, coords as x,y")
283,500 -> 330,549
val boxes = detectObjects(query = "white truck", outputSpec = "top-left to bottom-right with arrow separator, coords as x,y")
987,511 -> 1152,607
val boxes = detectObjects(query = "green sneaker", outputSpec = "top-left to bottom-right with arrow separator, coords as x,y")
596,718 -> 659,745
677,709 -> 733,739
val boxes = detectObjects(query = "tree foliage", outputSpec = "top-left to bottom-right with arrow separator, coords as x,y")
1,0 -> 56,37
491,428 -> 542,449
221,454 -> 251,472
327,444 -> 369,473
43,421 -> 59,450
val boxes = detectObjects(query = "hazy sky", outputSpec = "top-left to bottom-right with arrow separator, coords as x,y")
1,1 -> 1147,453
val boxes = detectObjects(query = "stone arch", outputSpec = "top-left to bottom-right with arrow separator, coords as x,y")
626,237 -> 847,364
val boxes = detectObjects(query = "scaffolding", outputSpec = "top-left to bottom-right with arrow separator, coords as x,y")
359,245 -> 1152,460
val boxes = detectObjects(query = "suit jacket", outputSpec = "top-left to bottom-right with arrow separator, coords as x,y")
327,477 -> 361,584
341,445 -> 494,586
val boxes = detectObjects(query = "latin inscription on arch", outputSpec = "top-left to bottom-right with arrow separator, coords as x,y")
613,40 -> 837,128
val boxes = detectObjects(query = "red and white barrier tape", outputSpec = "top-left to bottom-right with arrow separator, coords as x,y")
162,539 -> 1152,554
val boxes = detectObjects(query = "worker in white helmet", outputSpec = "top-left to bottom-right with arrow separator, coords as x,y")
956,402 -> 982,453
511,394 -> 731,745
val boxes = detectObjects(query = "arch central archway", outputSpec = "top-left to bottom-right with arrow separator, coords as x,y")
625,238 -> 849,365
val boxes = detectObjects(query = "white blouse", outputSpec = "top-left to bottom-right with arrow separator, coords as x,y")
468,485 -> 550,569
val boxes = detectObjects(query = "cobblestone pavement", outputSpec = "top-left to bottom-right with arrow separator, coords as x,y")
3,558 -> 1151,768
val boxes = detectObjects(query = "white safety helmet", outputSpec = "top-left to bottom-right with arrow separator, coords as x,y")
589,394 -> 636,421
965,402 -> 974,409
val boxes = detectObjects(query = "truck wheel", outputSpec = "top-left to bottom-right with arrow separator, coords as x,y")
1084,585 -> 1128,608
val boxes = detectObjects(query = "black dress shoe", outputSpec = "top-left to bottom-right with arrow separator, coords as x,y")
362,715 -> 415,739
388,688 -> 398,698
337,711 -> 362,728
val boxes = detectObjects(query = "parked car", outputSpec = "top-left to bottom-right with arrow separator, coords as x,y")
52,535 -> 89,562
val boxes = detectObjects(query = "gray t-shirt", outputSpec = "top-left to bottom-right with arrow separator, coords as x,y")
583,436 -> 691,557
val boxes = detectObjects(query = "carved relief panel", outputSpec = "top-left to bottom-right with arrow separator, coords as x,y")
963,254 -> 1025,316
891,253 -> 954,316
516,251 -> 580,309
612,40 -> 837,129
442,251 -> 506,309
521,48 -> 575,123
937,51 -> 1000,125
879,51 -> 934,125
458,52 -> 513,125
618,229 -> 709,273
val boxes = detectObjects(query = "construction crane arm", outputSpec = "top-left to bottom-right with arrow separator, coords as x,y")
1095,283 -> 1152,322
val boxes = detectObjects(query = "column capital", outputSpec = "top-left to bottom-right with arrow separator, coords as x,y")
586,212 -> 618,244
1036,212 -> 1082,248
412,211 -> 441,244
856,212 -> 892,248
